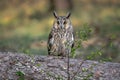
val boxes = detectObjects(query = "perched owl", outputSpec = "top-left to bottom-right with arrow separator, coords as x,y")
47,11 -> 74,56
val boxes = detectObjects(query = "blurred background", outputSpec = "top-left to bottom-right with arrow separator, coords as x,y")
0,0 -> 120,62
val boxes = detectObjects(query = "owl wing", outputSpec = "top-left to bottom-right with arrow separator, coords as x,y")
71,31 -> 75,48
47,31 -> 53,55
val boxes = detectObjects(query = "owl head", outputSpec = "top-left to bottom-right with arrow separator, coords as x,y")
53,11 -> 71,29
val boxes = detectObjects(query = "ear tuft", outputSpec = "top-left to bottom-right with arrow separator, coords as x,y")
53,11 -> 58,18
66,12 -> 71,19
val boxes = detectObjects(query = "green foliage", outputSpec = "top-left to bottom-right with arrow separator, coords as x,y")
83,73 -> 93,80
70,23 -> 117,63
100,57 -> 112,62
16,71 -> 25,80
79,24 -> 92,41
69,23 -> 116,79
82,68 -> 88,72
87,51 -> 103,60
81,67 -> 94,80
71,24 -> 92,58
36,63 -> 41,67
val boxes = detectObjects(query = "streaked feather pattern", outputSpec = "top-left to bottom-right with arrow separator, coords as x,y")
47,11 -> 74,56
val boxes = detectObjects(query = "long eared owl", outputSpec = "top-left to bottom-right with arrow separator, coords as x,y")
47,11 -> 74,56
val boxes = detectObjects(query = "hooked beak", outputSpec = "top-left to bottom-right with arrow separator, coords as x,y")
60,25 -> 64,29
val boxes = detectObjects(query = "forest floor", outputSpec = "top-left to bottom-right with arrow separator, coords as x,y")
0,52 -> 120,80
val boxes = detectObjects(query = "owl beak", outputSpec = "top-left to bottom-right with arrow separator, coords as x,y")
61,25 -> 64,29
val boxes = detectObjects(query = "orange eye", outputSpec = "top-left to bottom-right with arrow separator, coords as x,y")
63,21 -> 66,24
57,21 -> 59,25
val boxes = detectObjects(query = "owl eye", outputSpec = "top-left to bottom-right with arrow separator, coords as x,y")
57,21 -> 59,25
63,21 -> 66,24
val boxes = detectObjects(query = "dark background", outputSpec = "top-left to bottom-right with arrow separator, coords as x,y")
0,0 -> 119,62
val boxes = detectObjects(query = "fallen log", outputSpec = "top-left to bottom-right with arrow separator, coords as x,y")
0,52 -> 120,80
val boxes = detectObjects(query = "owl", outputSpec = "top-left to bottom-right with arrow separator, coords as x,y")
47,11 -> 74,56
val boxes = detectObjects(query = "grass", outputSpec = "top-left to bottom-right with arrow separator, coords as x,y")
0,35 -> 48,55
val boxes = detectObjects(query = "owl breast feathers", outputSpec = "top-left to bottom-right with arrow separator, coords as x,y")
47,11 -> 74,56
